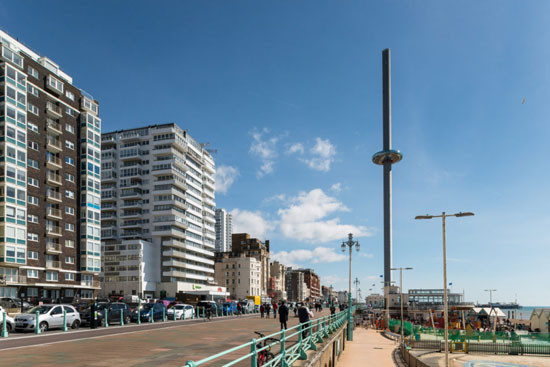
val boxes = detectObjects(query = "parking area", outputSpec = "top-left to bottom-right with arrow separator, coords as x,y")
0,309 -> 330,367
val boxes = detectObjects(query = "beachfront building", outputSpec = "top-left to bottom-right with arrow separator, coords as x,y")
214,253 -> 261,300
286,268 -> 307,302
100,124 -> 227,299
268,261 -> 287,302
366,293 -> 385,308
0,30 -> 101,302
214,208 -> 232,253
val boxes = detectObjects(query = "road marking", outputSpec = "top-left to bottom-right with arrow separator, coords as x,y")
0,315 -> 259,352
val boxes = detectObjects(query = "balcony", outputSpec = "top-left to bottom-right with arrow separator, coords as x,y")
81,279 -> 100,288
45,260 -> 61,269
46,156 -> 63,169
46,241 -> 62,254
120,201 -> 142,209
46,207 -> 62,220
101,171 -> 117,182
120,220 -> 142,229
46,119 -> 62,135
46,190 -> 62,203
120,210 -> 142,219
46,226 -> 62,237
120,190 -> 141,199
47,137 -> 63,153
120,229 -> 142,238
46,102 -> 63,119
46,172 -> 62,186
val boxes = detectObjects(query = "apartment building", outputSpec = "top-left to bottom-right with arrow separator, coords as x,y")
285,268 -> 307,302
214,253 -> 261,300
101,123 -> 226,299
268,261 -> 287,301
228,233 -> 270,296
214,208 -> 232,253
0,30 -> 101,302
299,268 -> 321,300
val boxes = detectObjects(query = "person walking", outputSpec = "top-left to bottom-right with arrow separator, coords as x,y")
330,304 -> 336,315
260,304 -> 265,318
279,300 -> 289,330
237,302 -> 242,316
273,302 -> 278,319
266,303 -> 271,318
298,299 -> 314,339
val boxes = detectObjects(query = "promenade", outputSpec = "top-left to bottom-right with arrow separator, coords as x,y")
337,328 -> 399,367
0,309 -> 330,367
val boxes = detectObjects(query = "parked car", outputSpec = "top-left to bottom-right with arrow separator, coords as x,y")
166,304 -> 194,320
0,297 -> 31,310
0,306 -> 15,332
80,302 -> 131,326
222,302 -> 237,315
238,300 -> 255,313
15,304 -> 80,332
131,303 -> 166,322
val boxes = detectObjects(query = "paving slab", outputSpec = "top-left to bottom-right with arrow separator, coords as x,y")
337,327 -> 398,367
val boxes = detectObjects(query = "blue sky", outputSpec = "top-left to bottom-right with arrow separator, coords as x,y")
3,0 -> 550,305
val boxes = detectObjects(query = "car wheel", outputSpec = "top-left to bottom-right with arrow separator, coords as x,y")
39,322 -> 48,333
71,320 -> 81,329
6,323 -> 12,332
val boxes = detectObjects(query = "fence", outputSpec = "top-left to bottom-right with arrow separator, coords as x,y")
184,308 -> 352,367
405,339 -> 550,356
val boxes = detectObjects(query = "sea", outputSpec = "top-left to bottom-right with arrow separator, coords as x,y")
499,306 -> 550,320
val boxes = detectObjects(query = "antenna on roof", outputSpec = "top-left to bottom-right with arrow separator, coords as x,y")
200,142 -> 218,154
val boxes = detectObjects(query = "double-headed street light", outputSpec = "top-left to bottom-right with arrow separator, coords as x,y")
415,211 -> 474,367
391,267 -> 413,343
341,233 -> 359,341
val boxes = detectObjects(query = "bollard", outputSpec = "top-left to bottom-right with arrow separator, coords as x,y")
62,310 -> 68,332
137,299 -> 141,325
174,309 -> 177,321
104,309 -> 109,328
250,338 -> 257,367
35,311 -> 41,335
150,311 -> 154,323
196,307 -> 199,319
163,307 -> 166,322
120,310 -> 124,326
1,311 -> 8,338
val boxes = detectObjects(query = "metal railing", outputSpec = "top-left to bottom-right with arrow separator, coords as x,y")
184,308 -> 352,367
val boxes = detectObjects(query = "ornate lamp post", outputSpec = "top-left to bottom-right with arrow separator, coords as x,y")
341,233 -> 360,341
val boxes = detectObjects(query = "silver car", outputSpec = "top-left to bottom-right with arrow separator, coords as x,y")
0,306 -> 15,332
15,304 -> 81,332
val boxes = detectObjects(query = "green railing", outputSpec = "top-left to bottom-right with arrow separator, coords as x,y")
184,308 -> 352,367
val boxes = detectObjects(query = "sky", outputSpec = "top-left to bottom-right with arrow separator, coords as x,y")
2,0 -> 550,305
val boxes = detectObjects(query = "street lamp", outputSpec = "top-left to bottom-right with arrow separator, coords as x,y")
485,289 -> 497,332
391,267 -> 413,343
341,233 -> 359,341
415,211 -> 474,367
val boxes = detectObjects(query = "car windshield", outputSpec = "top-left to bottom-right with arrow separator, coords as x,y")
28,305 -> 53,314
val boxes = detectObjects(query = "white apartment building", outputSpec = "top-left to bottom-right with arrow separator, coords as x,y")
214,254 -> 262,300
101,123 -> 226,298
214,208 -> 232,252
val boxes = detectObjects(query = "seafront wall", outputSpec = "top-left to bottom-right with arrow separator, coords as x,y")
294,324 -> 348,367
400,345 -> 430,367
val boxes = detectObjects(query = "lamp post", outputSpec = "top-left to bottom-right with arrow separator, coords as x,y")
341,233 -> 360,341
353,277 -> 360,304
415,211 -> 474,367
485,289 -> 497,332
391,267 -> 413,343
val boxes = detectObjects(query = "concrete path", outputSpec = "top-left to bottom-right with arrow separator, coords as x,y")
337,328 -> 399,367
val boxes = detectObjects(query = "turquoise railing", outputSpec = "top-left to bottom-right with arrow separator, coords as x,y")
184,308 -> 353,367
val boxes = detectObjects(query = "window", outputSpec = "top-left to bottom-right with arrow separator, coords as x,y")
65,207 -> 75,215
65,223 -> 74,231
27,103 -> 39,116
65,256 -> 75,264
28,84 -> 39,97
81,290 -> 93,299
65,239 -> 75,248
28,251 -> 38,260
28,159 -> 39,169
46,271 -> 58,281
65,190 -> 74,199
28,233 -> 38,241
65,123 -> 75,134
27,122 -> 39,133
28,66 -> 39,79
28,177 -> 39,187
28,195 -> 38,205
27,214 -> 38,223
65,140 -> 74,150
2,47 -> 23,68
28,141 -> 39,151
27,269 -> 38,278
47,75 -> 64,93
65,273 -> 75,281
65,90 -> 74,101
65,173 -> 75,183
65,157 -> 74,166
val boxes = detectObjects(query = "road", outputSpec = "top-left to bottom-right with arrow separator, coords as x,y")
0,309 -> 331,367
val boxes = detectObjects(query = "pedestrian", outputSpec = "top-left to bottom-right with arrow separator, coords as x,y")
260,304 -> 265,318
273,302 -> 278,319
279,300 -> 289,330
298,299 -> 314,339
237,303 -> 242,316
330,304 -> 336,315
266,303 -> 271,318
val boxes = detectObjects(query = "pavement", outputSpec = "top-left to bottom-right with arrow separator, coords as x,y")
337,328 -> 400,367
0,309 -> 331,367
415,351 -> 550,367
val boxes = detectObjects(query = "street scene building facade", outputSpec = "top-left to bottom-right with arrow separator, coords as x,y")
100,123 -> 225,299
0,29 -> 101,302
214,208 -> 232,253
214,253 -> 261,299
268,261 -> 287,301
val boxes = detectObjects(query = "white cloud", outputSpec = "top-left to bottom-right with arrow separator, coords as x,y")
278,188 -> 372,243
286,142 -> 304,155
330,183 -> 343,193
320,275 -> 345,288
272,247 -> 347,268
249,128 -> 279,178
215,165 -> 239,194
366,275 -> 379,280
230,209 -> 274,239
359,253 -> 374,259
301,138 -> 337,172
